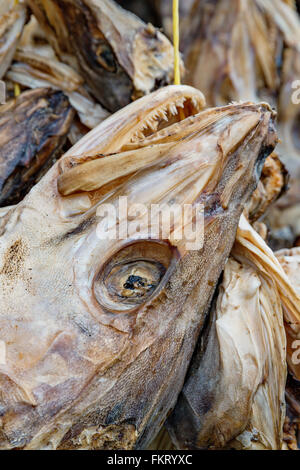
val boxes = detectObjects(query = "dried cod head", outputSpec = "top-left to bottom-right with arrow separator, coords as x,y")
26,0 -> 179,112
0,85 -> 277,449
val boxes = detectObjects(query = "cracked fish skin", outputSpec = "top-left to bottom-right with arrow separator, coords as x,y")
0,85 -> 277,449
26,0 -> 177,112
0,88 -> 75,207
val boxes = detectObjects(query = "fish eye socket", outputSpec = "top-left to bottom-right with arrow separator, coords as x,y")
94,241 -> 175,312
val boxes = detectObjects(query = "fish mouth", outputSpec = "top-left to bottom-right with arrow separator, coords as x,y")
57,85 -> 206,196
57,86 -> 276,201
128,88 -> 205,146
62,85 -> 206,158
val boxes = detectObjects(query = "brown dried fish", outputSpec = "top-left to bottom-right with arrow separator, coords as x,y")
0,85 -> 276,449
167,213 -> 300,450
26,0 -> 178,112
167,250 -> 287,450
176,0 -> 300,246
0,1 -> 26,79
0,87 -> 74,207
6,46 -> 110,129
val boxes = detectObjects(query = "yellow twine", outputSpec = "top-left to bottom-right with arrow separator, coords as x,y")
13,1 -> 20,96
14,83 -> 21,97
172,0 -> 181,85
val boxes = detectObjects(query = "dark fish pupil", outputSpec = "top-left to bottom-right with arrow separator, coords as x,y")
123,275 -> 146,290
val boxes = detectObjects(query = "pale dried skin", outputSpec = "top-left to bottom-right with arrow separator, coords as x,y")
178,0 -> 300,244
0,1 -> 26,79
167,251 -> 286,450
182,0 -> 300,106
26,0 -> 177,112
0,87 -> 74,207
276,247 -> 300,379
0,85 -> 276,449
6,46 -> 110,129
246,153 -> 288,222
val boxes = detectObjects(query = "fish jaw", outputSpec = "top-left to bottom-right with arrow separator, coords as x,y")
26,0 -> 179,112
0,86 -> 277,449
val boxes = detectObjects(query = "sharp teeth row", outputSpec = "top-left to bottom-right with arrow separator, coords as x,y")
131,96 -> 201,142
169,104 -> 178,115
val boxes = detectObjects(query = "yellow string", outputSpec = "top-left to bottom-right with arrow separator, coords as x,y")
14,83 -> 21,97
172,0 -> 181,85
13,0 -> 20,96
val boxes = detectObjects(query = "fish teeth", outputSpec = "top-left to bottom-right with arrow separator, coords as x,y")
169,104 -> 178,115
192,96 -> 200,110
176,98 -> 185,108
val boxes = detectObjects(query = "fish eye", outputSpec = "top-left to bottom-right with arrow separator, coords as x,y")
93,241 -> 175,312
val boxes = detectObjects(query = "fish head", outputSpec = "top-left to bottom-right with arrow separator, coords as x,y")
0,85 -> 277,449
26,0 -> 180,111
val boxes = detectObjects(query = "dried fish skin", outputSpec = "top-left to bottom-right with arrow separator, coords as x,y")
0,87 -> 74,207
246,153 -> 289,223
6,46 -> 110,129
0,1 -> 26,79
26,0 -> 177,112
179,0 -> 300,244
167,222 -> 287,450
0,86 -> 277,449
181,0 -> 300,106
284,374 -> 300,450
276,247 -> 300,379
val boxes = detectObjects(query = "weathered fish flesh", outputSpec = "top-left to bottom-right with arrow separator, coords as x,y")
167,246 -> 286,450
246,153 -> 289,223
0,0 -> 26,79
6,46 -> 110,129
167,211 -> 300,449
0,87 -> 74,207
276,246 -> 300,380
174,0 -> 300,247
26,0 -> 178,112
0,85 -> 277,449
